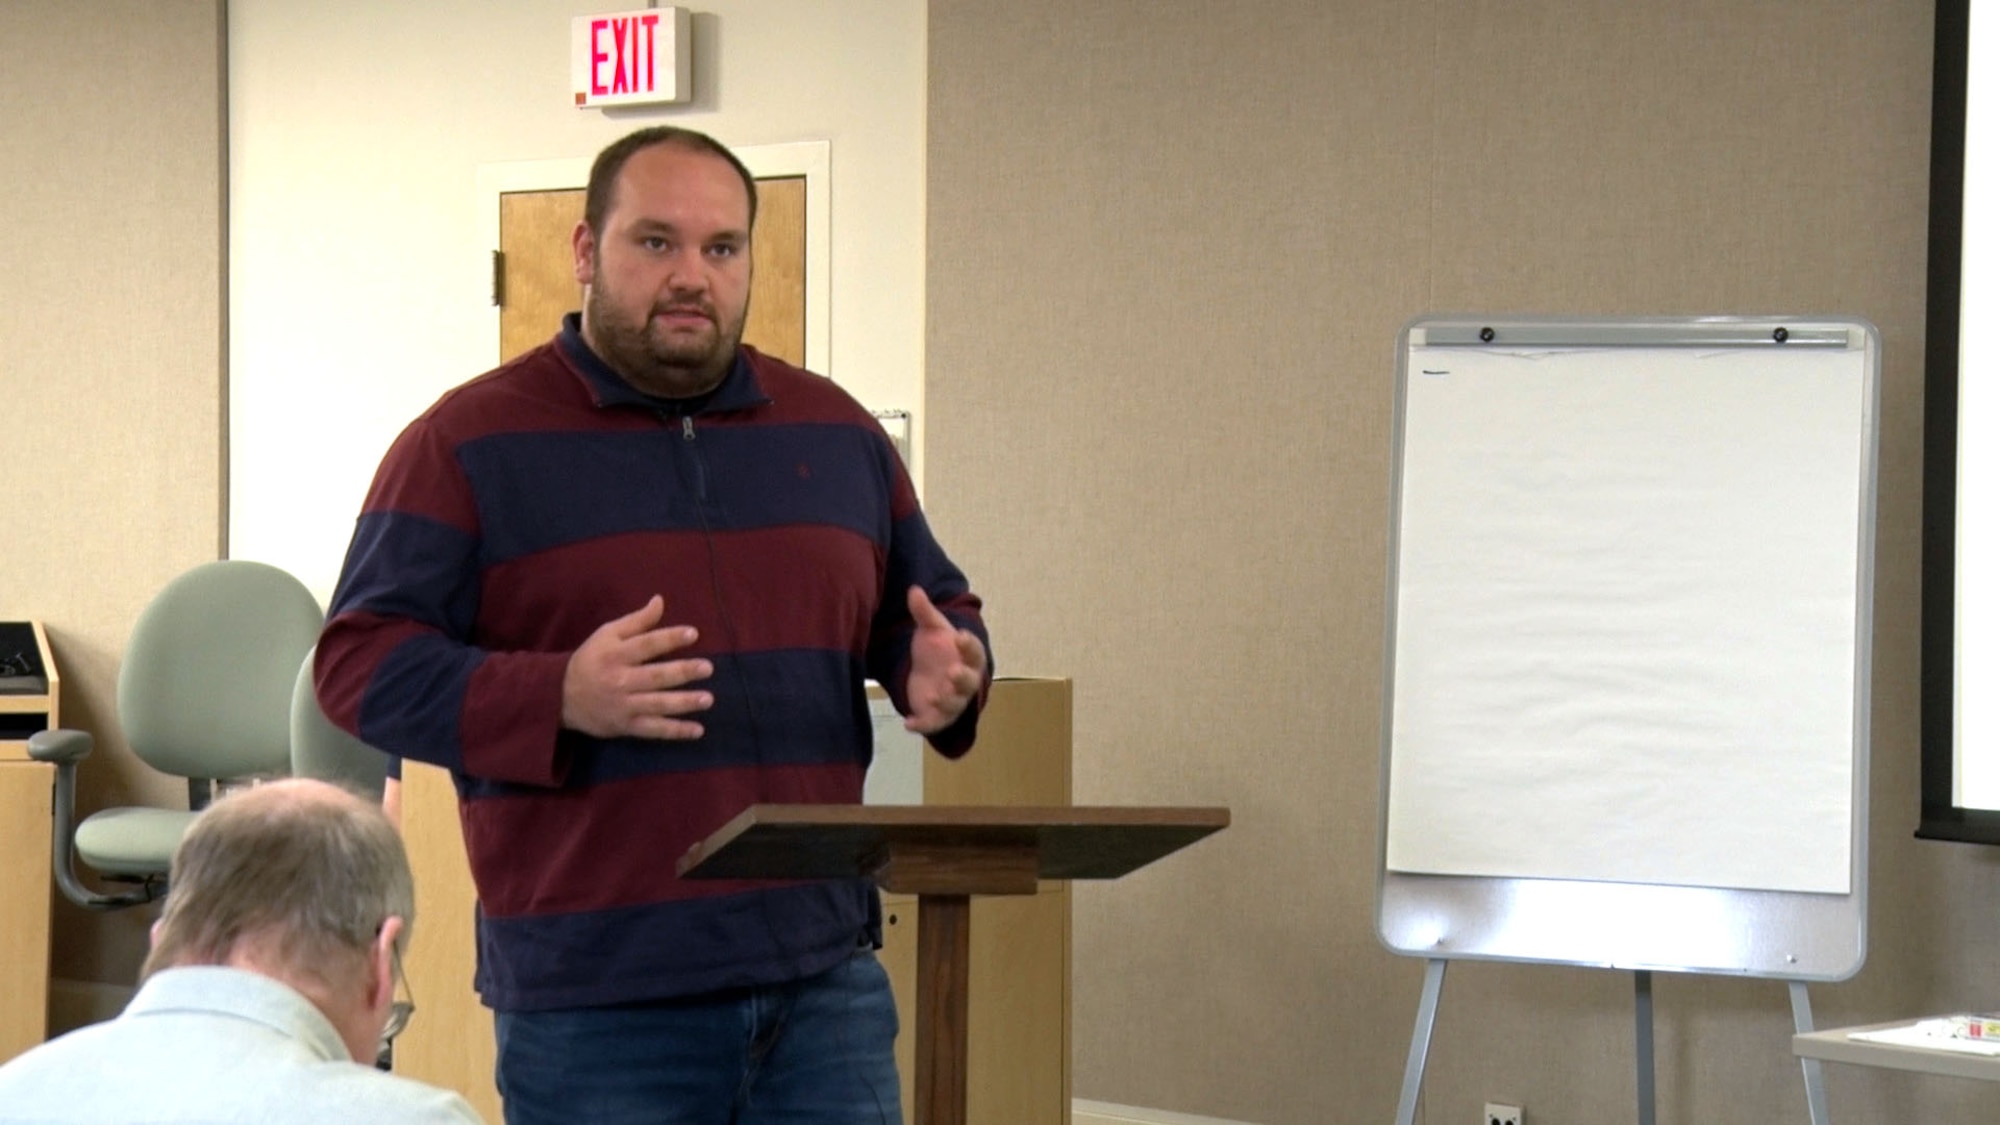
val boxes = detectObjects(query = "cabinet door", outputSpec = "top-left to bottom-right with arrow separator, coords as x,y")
0,760 -> 51,1063
396,762 -> 502,1124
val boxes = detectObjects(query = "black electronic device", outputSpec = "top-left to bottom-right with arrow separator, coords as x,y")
0,621 -> 48,695
0,622 -> 56,745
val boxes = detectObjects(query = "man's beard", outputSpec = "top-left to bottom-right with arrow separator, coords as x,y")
585,284 -> 746,399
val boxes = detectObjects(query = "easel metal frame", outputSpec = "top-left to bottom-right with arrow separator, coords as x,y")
1391,961 -> 1830,1125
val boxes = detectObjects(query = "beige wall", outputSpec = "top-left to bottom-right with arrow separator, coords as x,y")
0,1 -> 225,988
927,2 -> 1997,1123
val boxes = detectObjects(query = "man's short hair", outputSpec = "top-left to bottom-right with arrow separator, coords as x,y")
583,125 -> 760,235
141,781 -> 415,986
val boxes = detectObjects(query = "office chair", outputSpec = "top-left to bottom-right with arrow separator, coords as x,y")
289,644 -> 388,804
26,560 -> 324,909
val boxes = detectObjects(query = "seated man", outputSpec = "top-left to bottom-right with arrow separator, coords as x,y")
0,778 -> 482,1124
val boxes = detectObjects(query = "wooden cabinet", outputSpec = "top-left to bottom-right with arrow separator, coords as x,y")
0,622 -> 57,1063
397,677 -> 1073,1125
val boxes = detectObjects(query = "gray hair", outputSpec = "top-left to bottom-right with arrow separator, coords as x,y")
141,780 -> 415,985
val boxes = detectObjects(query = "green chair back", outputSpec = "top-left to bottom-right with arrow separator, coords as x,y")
289,644 -> 389,803
117,560 -> 323,781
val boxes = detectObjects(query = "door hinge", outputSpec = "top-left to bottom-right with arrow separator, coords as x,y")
491,249 -> 505,307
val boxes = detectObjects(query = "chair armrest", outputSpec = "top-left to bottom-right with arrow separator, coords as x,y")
27,729 -> 92,765
30,729 -> 160,910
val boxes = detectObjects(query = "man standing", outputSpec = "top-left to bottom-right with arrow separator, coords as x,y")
316,125 -> 990,1124
0,779 -> 482,1124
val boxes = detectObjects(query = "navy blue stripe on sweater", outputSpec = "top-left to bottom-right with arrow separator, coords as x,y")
473,879 -> 878,1011
357,632 -> 481,774
881,509 -> 971,607
453,648 -> 872,799
457,422 -> 893,566
331,511 -> 481,637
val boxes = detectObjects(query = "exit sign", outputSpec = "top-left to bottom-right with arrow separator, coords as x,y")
571,7 -> 690,108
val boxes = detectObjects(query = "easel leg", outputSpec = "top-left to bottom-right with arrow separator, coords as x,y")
1788,981 -> 1831,1125
1393,959 -> 1447,1125
1634,970 -> 1655,1125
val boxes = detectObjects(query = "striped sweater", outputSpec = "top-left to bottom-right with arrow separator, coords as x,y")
316,316 -> 989,1010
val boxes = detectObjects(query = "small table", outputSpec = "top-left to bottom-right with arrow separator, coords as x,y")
1793,1019 -> 2000,1083
678,804 -> 1229,1125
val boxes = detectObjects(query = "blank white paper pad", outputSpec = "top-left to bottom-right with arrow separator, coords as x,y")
1385,345 -> 1866,894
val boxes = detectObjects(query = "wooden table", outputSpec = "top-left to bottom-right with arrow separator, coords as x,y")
679,804 -> 1229,1125
1794,1019 -> 2000,1083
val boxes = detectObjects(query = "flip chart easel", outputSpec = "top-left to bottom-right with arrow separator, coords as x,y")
1377,316 -> 1880,1125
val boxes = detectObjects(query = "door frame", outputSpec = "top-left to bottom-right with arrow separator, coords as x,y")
475,140 -> 831,373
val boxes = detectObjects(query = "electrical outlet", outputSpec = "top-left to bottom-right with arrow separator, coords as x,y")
1484,1103 -> 1523,1125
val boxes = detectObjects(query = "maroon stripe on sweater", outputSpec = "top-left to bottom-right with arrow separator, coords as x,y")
474,525 -> 884,657
462,762 -> 866,918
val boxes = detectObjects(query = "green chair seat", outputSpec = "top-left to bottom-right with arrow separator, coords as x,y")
75,807 -> 198,879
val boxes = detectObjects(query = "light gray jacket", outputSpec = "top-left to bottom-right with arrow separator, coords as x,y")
0,966 -> 482,1124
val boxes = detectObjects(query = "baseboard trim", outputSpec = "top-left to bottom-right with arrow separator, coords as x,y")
1073,1099 -> 1261,1125
47,978 -> 134,1036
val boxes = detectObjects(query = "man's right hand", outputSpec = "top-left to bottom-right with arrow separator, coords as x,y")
561,596 -> 714,739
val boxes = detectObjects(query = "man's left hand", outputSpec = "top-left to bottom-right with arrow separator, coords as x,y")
902,586 -> 986,734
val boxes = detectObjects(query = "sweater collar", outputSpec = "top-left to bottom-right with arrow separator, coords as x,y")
557,311 -> 770,413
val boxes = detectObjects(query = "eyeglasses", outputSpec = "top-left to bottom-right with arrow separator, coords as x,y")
381,945 -> 416,1047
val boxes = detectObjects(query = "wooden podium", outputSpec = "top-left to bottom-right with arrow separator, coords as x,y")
678,804 -> 1229,1125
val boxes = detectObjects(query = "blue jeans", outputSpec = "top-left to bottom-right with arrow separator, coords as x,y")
493,950 -> 903,1125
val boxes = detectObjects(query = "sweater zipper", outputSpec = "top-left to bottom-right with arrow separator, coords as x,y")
664,409 -> 748,788
656,410 -> 708,501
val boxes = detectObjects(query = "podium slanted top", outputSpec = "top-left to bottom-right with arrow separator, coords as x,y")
676,804 -> 1229,893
